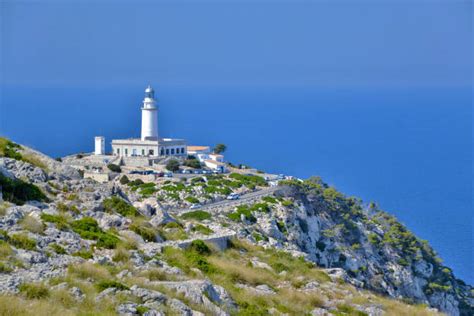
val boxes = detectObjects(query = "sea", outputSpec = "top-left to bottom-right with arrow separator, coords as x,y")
0,84 -> 472,284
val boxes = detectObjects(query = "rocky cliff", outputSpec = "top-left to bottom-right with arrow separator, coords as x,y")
0,138 -> 472,316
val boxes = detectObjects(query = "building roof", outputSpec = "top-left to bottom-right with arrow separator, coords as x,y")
209,154 -> 224,158
187,146 -> 210,152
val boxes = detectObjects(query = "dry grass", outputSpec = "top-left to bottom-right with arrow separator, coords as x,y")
20,215 -> 45,234
67,262 -> 111,281
0,202 -> 10,216
0,242 -> 13,260
374,296 -> 443,316
21,153 -> 48,171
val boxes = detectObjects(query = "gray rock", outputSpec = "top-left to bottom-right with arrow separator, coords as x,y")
116,302 -> 138,316
69,286 -> 85,301
150,209 -> 175,227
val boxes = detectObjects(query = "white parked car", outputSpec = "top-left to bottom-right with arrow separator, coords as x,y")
226,193 -> 240,200
190,203 -> 202,209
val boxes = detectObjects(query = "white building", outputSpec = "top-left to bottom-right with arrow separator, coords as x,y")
111,86 -> 187,158
187,146 -> 211,162
94,136 -> 105,155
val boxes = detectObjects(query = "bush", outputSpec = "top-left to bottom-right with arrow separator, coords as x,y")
166,159 -> 180,172
50,243 -> 67,254
107,163 -> 121,173
181,210 -> 211,221
130,221 -> 157,242
188,240 -> 212,255
40,213 -> 69,230
96,280 -> 129,292
128,179 -> 144,186
0,262 -> 12,273
262,196 -> 277,204
0,173 -> 47,205
9,233 -> 36,250
229,173 -> 267,188
19,215 -> 44,234
19,283 -> 49,299
0,137 -> 22,160
185,196 -> 200,204
191,224 -> 214,235
183,158 -> 201,169
72,249 -> 94,260
227,205 -> 256,223
102,196 -> 138,217
71,217 -> 119,249
120,175 -> 130,185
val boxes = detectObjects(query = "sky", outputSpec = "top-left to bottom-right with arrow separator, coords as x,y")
0,0 -> 472,89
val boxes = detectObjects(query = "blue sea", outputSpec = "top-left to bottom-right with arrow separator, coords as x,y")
0,84 -> 472,284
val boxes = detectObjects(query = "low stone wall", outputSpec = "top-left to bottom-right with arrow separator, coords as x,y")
83,172 -> 110,183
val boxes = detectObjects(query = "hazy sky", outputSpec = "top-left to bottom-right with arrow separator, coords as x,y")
1,0 -> 472,88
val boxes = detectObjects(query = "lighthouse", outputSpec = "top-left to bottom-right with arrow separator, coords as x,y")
141,85 -> 158,141
110,85 -> 187,160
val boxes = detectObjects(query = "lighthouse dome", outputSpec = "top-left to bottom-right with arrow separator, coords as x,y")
144,85 -> 155,99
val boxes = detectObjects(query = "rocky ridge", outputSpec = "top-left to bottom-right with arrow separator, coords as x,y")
0,138 -> 472,316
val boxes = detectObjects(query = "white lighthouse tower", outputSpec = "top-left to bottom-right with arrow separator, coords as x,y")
141,85 -> 159,141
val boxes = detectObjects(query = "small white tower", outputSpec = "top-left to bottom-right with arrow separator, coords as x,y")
141,85 -> 159,141
94,136 -> 105,155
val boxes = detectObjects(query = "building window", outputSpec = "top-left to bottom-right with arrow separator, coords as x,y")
149,150 -> 154,156
117,148 -> 120,155
142,149 -> 145,156
125,148 -> 128,156
171,148 -> 175,155
160,148 -> 164,156
181,148 -> 185,154
166,149 -> 169,155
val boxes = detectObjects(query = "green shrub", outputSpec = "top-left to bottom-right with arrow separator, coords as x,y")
102,197 -> 138,217
262,196 -> 277,204
192,224 -> 214,235
250,202 -> 270,213
139,186 -> 157,197
50,243 -> 67,255
188,240 -> 212,255
427,282 -> 452,293
183,158 -> 201,169
276,221 -> 287,234
0,173 -> 47,205
19,283 -> 49,299
40,213 -> 70,230
227,205 -> 256,223
120,175 -> 130,185
368,233 -> 379,245
9,233 -> 36,250
71,217 -> 119,249
0,137 -> 22,160
72,249 -> 94,259
95,280 -> 129,292
136,306 -> 150,315
229,173 -> 267,187
181,210 -> 211,221
166,159 -> 180,172
107,163 -> 121,173
281,199 -> 293,207
128,179 -> 144,186
185,196 -> 200,204
129,221 -> 157,242
0,262 -> 12,273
